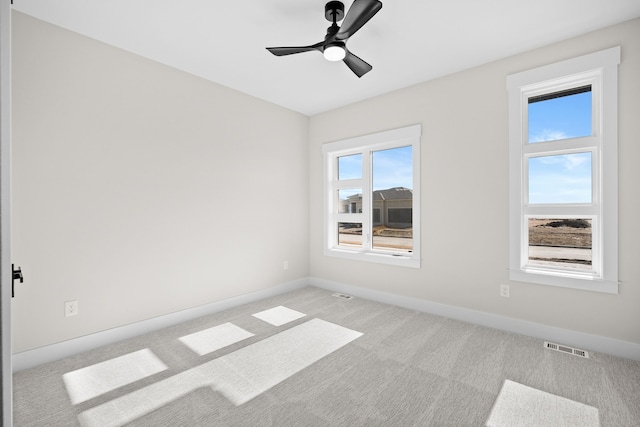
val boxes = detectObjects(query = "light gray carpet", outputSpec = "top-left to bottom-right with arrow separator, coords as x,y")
13,286 -> 640,426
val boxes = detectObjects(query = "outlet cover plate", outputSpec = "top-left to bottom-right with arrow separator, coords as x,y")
65,300 -> 78,317
500,284 -> 510,298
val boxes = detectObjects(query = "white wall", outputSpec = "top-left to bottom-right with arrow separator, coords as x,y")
309,18 -> 640,345
11,12 -> 309,353
11,11 -> 640,355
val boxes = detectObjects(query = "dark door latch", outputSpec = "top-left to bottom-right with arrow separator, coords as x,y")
12,264 -> 23,298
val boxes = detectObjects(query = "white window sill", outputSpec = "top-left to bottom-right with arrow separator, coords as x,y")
325,248 -> 421,268
509,269 -> 619,294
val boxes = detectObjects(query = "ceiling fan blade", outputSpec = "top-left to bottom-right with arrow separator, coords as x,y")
266,42 -> 323,56
335,0 -> 382,41
343,50 -> 372,78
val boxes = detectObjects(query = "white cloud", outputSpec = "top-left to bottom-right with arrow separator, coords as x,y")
534,153 -> 590,171
529,129 -> 569,143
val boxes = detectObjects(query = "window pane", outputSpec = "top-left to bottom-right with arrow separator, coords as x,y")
528,152 -> 592,204
528,218 -> 592,271
528,86 -> 592,143
338,154 -> 362,180
372,146 -> 413,252
338,222 -> 362,247
337,189 -> 362,214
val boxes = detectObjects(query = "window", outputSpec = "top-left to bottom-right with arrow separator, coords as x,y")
323,124 -> 421,267
507,47 -> 620,293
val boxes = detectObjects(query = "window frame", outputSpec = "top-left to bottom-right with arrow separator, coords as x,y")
322,124 -> 421,268
507,47 -> 620,293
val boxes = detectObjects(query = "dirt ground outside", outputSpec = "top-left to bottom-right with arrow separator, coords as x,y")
528,218 -> 592,267
528,218 -> 592,248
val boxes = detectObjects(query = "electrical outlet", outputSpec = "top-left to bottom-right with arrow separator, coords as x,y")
500,284 -> 510,298
65,300 -> 78,317
283,260 -> 289,270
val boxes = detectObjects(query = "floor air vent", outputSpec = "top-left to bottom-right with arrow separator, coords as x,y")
544,341 -> 589,358
332,293 -> 354,300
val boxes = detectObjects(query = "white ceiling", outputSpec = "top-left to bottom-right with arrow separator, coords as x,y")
12,0 -> 640,116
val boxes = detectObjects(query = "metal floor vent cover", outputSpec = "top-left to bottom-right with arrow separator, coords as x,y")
544,341 -> 589,358
332,293 -> 354,300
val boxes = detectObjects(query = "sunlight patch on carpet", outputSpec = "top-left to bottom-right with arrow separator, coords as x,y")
77,318 -> 362,427
63,348 -> 168,404
208,318 -> 362,405
179,322 -> 254,356
486,380 -> 599,426
251,305 -> 306,326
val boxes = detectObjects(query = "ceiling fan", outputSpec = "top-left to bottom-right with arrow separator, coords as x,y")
266,0 -> 383,78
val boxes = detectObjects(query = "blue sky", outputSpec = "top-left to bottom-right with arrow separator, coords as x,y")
338,146 -> 413,192
372,146 -> 412,191
528,91 -> 591,142
528,152 -> 592,204
338,154 -> 362,181
528,90 -> 593,203
337,89 -> 592,204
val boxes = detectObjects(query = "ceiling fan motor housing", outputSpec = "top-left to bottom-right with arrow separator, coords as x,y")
325,1 -> 345,22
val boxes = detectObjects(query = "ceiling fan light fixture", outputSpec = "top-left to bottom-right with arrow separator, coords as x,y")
324,42 -> 346,61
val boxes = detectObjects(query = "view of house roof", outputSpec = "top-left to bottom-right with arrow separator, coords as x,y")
373,187 -> 412,201
346,187 -> 412,201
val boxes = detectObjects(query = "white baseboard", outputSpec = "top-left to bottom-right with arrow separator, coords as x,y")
12,278 -> 309,372
13,276 -> 640,371
310,277 -> 640,362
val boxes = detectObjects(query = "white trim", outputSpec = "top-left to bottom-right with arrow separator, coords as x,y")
0,0 -> 12,424
508,270 -> 618,294
310,277 -> 640,361
506,46 -> 621,89
322,124 -> 421,268
507,47 -> 620,292
12,277 -> 640,370
12,279 -> 309,371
